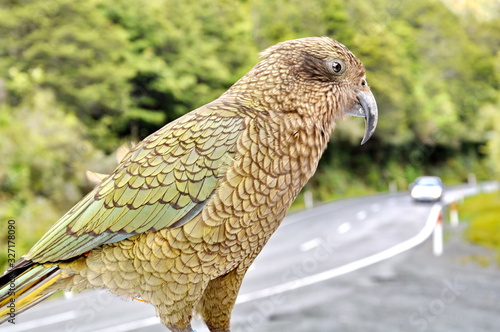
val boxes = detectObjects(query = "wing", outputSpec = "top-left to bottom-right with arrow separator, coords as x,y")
26,107 -> 245,262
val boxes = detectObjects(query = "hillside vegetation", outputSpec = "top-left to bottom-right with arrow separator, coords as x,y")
463,192 -> 500,265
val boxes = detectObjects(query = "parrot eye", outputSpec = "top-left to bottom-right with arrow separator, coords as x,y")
328,59 -> 346,76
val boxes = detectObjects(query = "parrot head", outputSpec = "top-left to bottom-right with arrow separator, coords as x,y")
231,37 -> 378,144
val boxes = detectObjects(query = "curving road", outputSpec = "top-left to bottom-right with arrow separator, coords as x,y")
3,183 -> 499,332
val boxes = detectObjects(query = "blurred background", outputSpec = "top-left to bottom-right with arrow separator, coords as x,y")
0,0 -> 499,318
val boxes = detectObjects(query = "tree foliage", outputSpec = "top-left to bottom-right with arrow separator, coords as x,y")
0,0 -> 134,147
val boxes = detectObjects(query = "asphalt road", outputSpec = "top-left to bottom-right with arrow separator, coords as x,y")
3,183 -> 499,332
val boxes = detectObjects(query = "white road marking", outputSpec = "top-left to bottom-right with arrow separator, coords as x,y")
371,203 -> 381,212
337,222 -> 351,234
282,205 -> 340,227
299,238 -> 322,252
2,311 -> 78,332
356,210 -> 367,220
387,198 -> 397,206
236,203 -> 442,304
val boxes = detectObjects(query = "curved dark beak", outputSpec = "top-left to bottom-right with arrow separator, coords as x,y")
344,90 -> 378,145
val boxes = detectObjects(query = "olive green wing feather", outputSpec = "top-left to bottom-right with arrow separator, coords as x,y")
26,109 -> 244,262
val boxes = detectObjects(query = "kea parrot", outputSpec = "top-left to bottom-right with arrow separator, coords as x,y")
0,37 -> 378,331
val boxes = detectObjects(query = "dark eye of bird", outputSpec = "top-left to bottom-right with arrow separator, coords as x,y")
332,62 -> 342,73
327,58 -> 346,76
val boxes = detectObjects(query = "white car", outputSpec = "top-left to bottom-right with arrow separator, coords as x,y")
410,176 -> 444,202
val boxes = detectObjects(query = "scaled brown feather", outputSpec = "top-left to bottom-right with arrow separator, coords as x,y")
0,37 -> 378,332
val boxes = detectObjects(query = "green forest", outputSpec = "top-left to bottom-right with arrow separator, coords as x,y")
0,0 -> 499,265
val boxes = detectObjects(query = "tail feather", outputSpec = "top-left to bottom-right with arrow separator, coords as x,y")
0,263 -> 62,324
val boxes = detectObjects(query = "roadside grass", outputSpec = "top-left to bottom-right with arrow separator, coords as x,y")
461,192 -> 500,265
